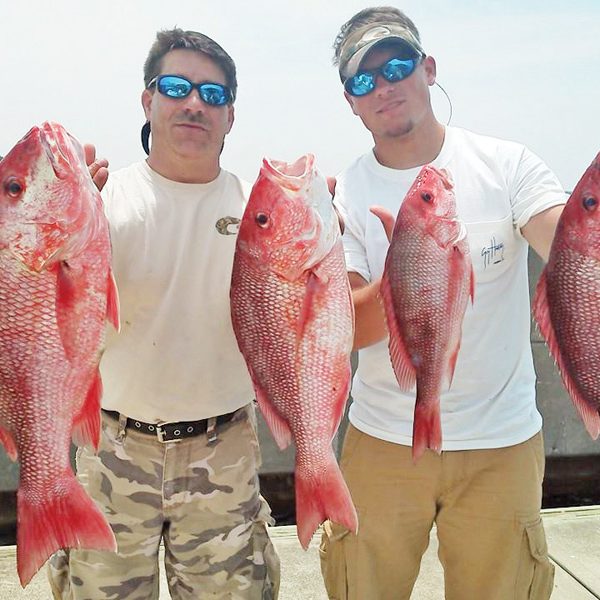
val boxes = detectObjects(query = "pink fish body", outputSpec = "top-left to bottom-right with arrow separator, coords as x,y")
0,122 -> 119,586
230,154 -> 357,548
381,166 -> 474,461
533,152 -> 600,439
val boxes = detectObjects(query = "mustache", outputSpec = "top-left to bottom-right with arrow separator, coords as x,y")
174,113 -> 211,127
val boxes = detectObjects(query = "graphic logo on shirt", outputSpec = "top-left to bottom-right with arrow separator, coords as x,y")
481,236 -> 505,269
215,216 -> 240,236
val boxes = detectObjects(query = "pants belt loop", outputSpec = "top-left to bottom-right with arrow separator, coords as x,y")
206,417 -> 218,445
116,413 -> 128,443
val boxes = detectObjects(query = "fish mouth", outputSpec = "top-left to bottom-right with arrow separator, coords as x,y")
262,154 -> 315,192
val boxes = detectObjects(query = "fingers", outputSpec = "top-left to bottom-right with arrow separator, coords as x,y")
369,205 -> 396,242
83,143 -> 109,192
325,176 -> 345,235
326,176 -> 337,197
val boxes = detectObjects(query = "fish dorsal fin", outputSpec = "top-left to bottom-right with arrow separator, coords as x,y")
533,271 -> 600,439
380,272 -> 416,391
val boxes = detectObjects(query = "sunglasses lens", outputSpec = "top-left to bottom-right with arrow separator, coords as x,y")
199,83 -> 231,106
158,75 -> 192,98
382,58 -> 418,82
345,72 -> 376,97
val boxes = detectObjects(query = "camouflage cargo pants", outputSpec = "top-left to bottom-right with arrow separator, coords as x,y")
48,404 -> 280,599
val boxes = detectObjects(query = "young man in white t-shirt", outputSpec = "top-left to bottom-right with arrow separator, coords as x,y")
319,7 -> 565,600
48,29 -> 280,600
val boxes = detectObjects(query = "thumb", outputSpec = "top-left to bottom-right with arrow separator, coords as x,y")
369,205 -> 396,242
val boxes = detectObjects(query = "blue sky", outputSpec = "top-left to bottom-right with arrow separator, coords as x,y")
1,0 -> 599,190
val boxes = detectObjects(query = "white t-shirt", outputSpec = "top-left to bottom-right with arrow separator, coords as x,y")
99,161 -> 254,423
336,126 -> 567,450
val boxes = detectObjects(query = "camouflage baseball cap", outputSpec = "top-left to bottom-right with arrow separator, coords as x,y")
338,22 -> 425,80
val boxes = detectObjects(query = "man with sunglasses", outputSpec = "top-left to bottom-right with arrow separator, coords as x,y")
319,7 -> 566,600
48,28 -> 280,600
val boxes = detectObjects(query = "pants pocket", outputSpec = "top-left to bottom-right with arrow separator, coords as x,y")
319,520 -> 350,600
252,499 -> 281,599
516,518 -> 555,599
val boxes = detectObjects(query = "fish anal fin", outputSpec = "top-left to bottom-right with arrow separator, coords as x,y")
0,427 -> 18,461
250,373 -> 292,450
380,272 -> 416,390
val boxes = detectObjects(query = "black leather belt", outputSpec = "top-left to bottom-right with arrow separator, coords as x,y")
102,409 -> 237,442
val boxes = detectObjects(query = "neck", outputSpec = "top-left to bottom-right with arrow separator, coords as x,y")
146,152 -> 221,184
373,118 -> 446,170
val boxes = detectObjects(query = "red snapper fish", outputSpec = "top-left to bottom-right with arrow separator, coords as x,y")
380,166 -> 474,461
0,122 -> 119,586
533,152 -> 600,439
230,154 -> 358,548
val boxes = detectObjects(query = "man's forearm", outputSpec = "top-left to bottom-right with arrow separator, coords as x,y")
352,277 -> 388,350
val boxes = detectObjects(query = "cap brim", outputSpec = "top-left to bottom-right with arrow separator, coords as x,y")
342,36 -> 422,80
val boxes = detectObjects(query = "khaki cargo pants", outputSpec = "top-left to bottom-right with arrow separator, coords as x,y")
48,404 -> 280,599
320,425 -> 554,600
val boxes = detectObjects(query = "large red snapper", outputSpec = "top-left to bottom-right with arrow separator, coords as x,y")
380,166 -> 474,461
230,154 -> 357,548
0,122 -> 119,586
533,153 -> 600,439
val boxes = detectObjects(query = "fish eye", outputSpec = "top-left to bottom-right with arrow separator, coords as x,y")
421,192 -> 433,203
4,177 -> 24,198
582,196 -> 598,211
255,212 -> 270,227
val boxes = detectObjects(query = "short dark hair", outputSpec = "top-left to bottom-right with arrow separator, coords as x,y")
143,28 -> 237,102
333,6 -> 421,66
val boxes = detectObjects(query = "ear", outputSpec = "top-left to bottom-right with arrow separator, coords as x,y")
141,89 -> 153,121
423,56 -> 437,86
344,90 -> 360,116
225,104 -> 235,134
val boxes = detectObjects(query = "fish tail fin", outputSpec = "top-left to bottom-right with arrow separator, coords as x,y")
294,453 -> 358,549
17,473 -> 116,587
412,400 -> 442,462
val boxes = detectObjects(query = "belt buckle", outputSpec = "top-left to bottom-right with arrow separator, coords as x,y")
156,424 -> 183,443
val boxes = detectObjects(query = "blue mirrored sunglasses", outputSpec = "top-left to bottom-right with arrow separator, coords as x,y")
148,74 -> 232,106
344,56 -> 422,97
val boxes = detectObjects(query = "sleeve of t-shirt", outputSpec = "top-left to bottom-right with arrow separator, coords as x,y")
333,178 -> 372,283
509,145 -> 568,231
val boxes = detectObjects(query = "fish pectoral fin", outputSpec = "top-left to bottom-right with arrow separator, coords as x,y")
71,369 -> 102,450
533,271 -> 600,440
106,269 -> 120,332
380,272 -> 416,390
56,261 -> 86,362
0,427 -> 18,461
297,269 -> 328,342
253,384 -> 292,450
